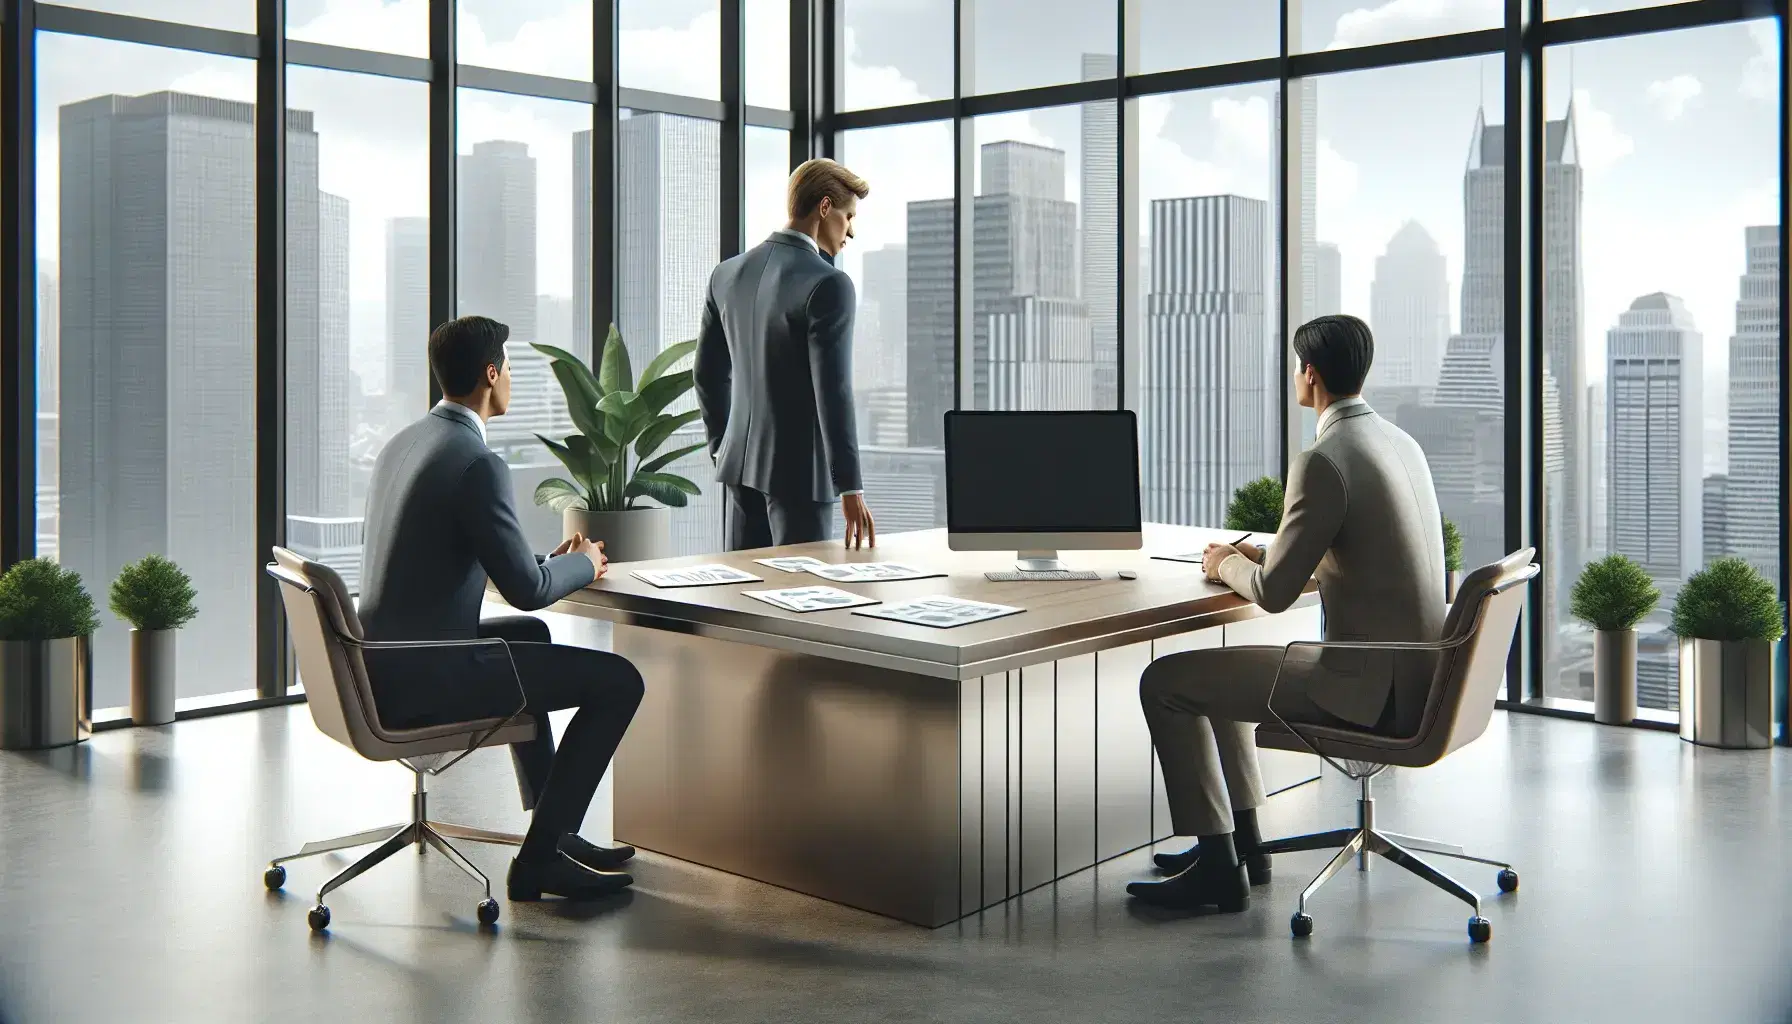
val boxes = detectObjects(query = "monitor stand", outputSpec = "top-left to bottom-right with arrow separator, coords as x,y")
1015,550 -> 1069,573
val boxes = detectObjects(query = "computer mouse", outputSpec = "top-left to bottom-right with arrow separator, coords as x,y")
1117,570 -> 1138,580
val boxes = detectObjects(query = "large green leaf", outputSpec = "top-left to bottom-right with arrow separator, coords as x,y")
533,478 -> 588,512
635,409 -> 703,459
548,360 -> 607,442
598,324 -> 632,396
638,339 -> 698,389
626,475 -> 693,508
534,434 -> 599,498
632,471 -> 700,495
532,341 -> 601,397
637,441 -> 708,476
637,370 -> 694,416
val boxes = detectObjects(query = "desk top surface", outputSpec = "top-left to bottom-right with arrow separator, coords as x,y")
518,523 -> 1310,680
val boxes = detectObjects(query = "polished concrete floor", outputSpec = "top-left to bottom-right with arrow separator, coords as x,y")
2,705 -> 1790,1024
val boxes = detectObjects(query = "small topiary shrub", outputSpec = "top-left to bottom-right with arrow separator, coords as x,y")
1225,477 -> 1284,534
110,555 -> 199,632
1442,518 -> 1463,573
1670,556 -> 1785,642
1570,554 -> 1659,632
0,558 -> 100,641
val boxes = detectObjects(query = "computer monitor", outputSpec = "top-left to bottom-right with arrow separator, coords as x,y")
944,411 -> 1143,571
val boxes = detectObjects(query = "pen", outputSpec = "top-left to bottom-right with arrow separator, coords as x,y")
1233,533 -> 1252,546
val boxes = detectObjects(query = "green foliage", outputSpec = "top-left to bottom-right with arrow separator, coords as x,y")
1442,518 -> 1464,573
1224,477 -> 1284,534
1670,556 -> 1785,642
1570,554 -> 1659,631
0,558 -> 100,641
110,555 -> 199,631
531,324 -> 706,513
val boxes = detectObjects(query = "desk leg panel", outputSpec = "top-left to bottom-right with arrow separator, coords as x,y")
613,625 -> 962,927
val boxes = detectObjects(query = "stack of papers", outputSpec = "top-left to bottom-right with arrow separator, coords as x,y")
742,586 -> 880,613
632,564 -> 762,588
853,596 -> 1023,629
805,561 -> 943,584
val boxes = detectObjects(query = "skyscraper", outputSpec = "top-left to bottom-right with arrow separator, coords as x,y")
1314,241 -> 1341,319
572,128 -> 594,365
385,216 -> 430,427
1081,52 -> 1118,410
288,187 -> 353,519
986,296 -> 1096,410
860,244 -> 907,392
1368,220 -> 1448,392
59,92 -> 311,706
1143,195 -> 1272,527
618,112 -> 720,376
1607,292 -> 1702,586
1723,225 -> 1781,580
905,197 -> 955,447
1279,78 -> 1319,326
458,140 -> 537,340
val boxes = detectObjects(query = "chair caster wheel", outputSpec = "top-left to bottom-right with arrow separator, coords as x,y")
476,898 -> 500,926
308,905 -> 332,932
264,865 -> 286,890
1497,868 -> 1518,893
1290,913 -> 1313,938
1468,916 -> 1492,943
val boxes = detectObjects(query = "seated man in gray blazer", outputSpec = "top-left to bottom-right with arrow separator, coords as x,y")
695,158 -> 876,551
1127,314 -> 1445,913
359,315 -> 644,903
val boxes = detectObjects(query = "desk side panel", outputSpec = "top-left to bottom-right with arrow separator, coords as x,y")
1095,641 -> 1155,862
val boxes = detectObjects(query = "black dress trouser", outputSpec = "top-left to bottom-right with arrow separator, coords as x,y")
369,616 -> 644,861
726,483 -> 833,550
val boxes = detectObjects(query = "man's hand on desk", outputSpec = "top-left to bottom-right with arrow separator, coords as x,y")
1234,540 -> 1263,564
842,492 -> 877,551
1202,542 -> 1240,583
553,533 -> 609,579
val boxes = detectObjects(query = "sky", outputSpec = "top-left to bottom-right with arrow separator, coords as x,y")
33,0 -> 1783,463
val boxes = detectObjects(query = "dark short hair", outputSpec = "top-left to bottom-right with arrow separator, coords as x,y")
429,316 -> 509,397
1292,314 -> 1373,396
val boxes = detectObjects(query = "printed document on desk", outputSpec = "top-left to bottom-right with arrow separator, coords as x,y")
754,555 -> 832,573
806,562 -> 945,584
854,596 -> 1023,629
743,586 -> 880,613
632,564 -> 762,588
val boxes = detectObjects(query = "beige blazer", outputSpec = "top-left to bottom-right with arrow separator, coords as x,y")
1218,401 -> 1446,727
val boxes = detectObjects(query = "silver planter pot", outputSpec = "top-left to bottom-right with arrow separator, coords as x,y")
1444,570 -> 1462,604
0,637 -> 94,750
1678,638 -> 1775,749
1592,628 -> 1637,726
564,506 -> 673,564
130,628 -> 179,727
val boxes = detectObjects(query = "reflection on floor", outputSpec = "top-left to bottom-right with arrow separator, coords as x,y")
1,704 -> 1790,1024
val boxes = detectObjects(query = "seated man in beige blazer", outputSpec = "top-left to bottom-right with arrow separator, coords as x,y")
1127,314 -> 1445,913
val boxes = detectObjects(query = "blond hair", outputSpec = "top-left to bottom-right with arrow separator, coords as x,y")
786,158 -> 869,221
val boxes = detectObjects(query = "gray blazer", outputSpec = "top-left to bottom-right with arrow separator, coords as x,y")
1218,401 -> 1446,728
358,407 -> 595,642
694,232 -> 862,503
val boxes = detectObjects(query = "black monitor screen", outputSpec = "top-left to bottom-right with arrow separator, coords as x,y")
945,411 -> 1142,534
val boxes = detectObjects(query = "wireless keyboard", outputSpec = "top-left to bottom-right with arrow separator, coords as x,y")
983,570 -> 1103,582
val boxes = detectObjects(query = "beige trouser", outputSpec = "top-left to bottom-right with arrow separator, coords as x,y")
1139,646 -> 1330,837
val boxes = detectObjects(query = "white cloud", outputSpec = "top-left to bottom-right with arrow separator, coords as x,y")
1645,74 -> 1702,120
1740,19 -> 1780,101
1330,0 -> 1499,49
1568,89 -> 1633,175
842,27 -> 932,108
289,0 -> 427,57
1138,96 -> 1240,202
1317,139 -> 1360,210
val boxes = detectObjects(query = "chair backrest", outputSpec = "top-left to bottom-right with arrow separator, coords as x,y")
268,547 -> 388,758
1405,547 -> 1538,762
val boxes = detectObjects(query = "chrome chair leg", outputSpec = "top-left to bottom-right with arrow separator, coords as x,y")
273,824 -> 409,866
1296,830 -> 1366,916
1256,827 -> 1359,857
317,824 -> 420,903
429,821 -> 525,847
1369,833 -> 1481,915
421,825 -> 492,900
1379,831 -> 1509,869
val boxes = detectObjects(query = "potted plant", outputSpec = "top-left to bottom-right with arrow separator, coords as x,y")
110,555 -> 198,727
530,325 -> 706,563
1225,476 -> 1284,535
1570,554 -> 1659,725
0,559 -> 99,750
1442,517 -> 1464,602
1671,556 -> 1783,749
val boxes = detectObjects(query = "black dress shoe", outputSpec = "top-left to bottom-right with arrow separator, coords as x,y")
1154,843 -> 1272,885
507,851 -> 634,901
1127,858 -> 1250,913
559,834 -> 636,871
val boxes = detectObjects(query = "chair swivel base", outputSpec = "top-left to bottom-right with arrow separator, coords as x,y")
264,817 -> 523,932
1259,813 -> 1517,944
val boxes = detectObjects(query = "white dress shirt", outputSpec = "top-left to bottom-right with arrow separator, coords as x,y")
1316,394 -> 1369,435
435,400 -> 487,445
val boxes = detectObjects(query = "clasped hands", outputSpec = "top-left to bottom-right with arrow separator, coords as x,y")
552,533 -> 610,579
1201,540 -> 1263,583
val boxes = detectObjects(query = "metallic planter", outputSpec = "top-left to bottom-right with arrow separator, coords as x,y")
1445,570 -> 1462,604
564,506 -> 672,564
0,637 -> 94,750
1679,638 -> 1774,749
1593,628 -> 1638,726
130,628 -> 179,727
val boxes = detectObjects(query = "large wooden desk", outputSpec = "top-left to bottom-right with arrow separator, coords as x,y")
530,523 -> 1320,927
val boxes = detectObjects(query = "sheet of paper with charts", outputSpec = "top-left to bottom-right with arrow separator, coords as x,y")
853,596 -> 1024,629
742,586 -> 881,613
753,556 -> 832,573
631,564 -> 763,588
804,562 -> 945,584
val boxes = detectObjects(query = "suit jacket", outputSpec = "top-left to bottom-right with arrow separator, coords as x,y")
694,232 -> 863,504
358,407 -> 596,645
1218,401 -> 1446,728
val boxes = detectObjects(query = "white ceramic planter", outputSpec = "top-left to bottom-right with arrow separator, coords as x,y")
563,506 -> 673,564
130,628 -> 179,727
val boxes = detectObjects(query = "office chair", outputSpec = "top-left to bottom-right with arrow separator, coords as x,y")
1256,548 -> 1539,944
262,547 -> 537,932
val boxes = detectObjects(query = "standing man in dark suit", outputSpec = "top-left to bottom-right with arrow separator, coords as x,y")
359,315 -> 643,903
695,158 -> 877,550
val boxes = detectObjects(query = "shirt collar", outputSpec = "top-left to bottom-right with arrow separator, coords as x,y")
1317,395 -> 1370,435
435,400 -> 487,444
772,228 -> 822,255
